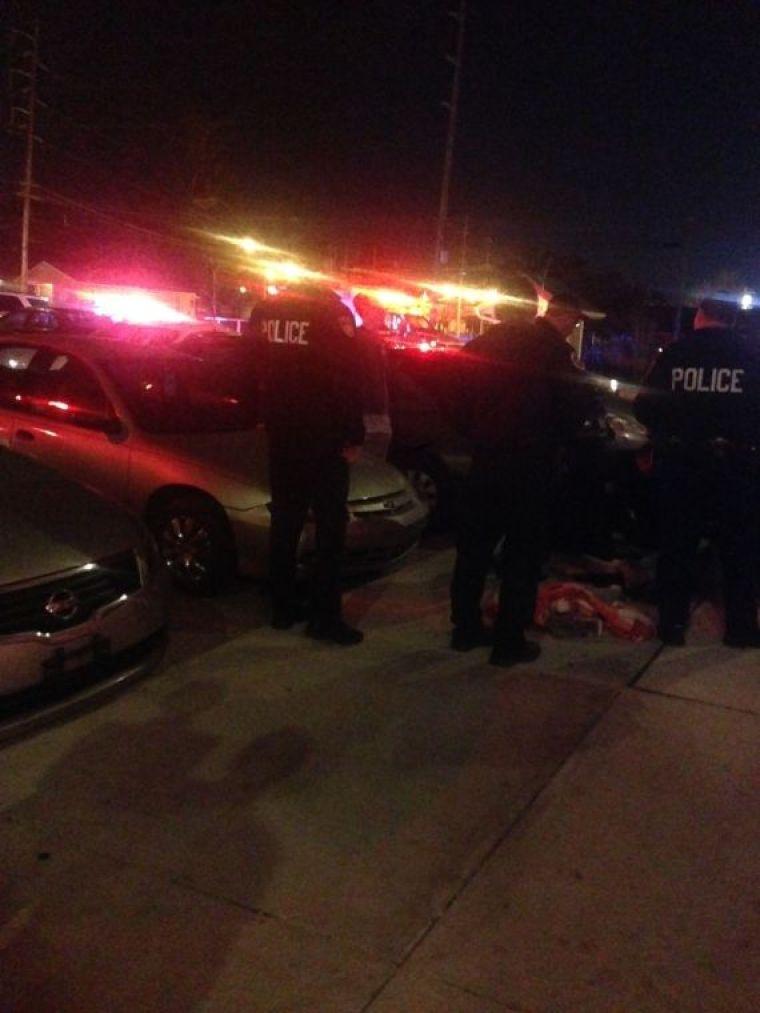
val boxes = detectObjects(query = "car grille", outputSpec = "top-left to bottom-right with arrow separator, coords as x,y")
0,551 -> 141,637
349,490 -> 417,517
0,628 -> 166,722
340,525 -> 423,572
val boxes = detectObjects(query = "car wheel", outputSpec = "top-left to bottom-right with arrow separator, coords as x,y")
390,451 -> 453,530
148,493 -> 237,595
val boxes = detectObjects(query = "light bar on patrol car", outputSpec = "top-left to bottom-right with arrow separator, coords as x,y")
212,233 -> 288,258
254,259 -> 331,284
78,289 -> 192,323
213,233 -> 331,283
208,232 -> 556,323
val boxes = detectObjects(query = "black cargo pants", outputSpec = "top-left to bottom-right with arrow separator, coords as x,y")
451,453 -> 552,647
267,432 -> 349,623
655,448 -> 760,638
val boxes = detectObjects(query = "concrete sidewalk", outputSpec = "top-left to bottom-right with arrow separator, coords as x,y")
0,547 -> 757,1011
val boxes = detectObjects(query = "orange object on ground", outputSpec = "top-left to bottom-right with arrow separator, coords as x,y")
486,581 -> 655,641
533,582 -> 655,641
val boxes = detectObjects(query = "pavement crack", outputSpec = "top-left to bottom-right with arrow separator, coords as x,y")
632,682 -> 759,717
626,642 -> 664,687
169,875 -> 278,921
360,661 -> 639,1011
439,976 -> 538,1012
169,876 -> 393,972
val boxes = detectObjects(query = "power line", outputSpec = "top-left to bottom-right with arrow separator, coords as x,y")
32,187 -> 245,271
36,136 -> 182,208
35,186 -> 193,243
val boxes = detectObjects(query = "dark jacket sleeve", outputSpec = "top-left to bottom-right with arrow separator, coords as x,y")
445,337 -> 497,441
545,338 -> 603,440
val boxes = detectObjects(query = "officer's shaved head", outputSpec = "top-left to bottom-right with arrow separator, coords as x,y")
544,293 -> 583,338
695,298 -> 737,330
492,274 -> 540,324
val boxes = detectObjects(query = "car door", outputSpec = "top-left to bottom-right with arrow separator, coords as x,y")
1,343 -> 131,503
0,294 -> 24,316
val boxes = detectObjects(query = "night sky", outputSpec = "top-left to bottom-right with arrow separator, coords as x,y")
3,0 -> 759,295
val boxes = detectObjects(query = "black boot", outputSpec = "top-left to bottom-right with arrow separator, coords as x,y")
271,601 -> 308,630
450,626 -> 494,652
723,629 -> 760,648
658,624 -> 686,647
489,639 -> 541,668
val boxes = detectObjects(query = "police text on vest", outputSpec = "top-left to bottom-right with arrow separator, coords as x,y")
263,319 -> 310,345
671,367 -> 743,393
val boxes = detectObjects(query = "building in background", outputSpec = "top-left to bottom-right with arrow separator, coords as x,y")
18,261 -> 198,320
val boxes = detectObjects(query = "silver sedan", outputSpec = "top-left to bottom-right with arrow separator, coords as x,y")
0,334 -> 427,594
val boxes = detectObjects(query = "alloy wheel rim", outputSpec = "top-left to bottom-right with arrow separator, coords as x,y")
408,469 -> 439,512
160,514 -> 213,583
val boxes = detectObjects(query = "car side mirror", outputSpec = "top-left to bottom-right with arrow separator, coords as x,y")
76,415 -> 127,440
100,417 -> 128,440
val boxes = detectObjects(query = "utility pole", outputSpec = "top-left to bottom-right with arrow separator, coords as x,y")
10,21 -> 44,290
455,215 -> 469,335
434,0 -> 467,271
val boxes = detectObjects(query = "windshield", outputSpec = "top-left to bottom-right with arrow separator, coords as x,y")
104,356 -> 258,433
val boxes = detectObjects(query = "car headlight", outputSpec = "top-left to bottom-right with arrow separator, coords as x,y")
605,413 -> 648,442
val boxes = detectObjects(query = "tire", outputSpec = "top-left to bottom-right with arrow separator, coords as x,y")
390,450 -> 453,531
148,492 -> 237,595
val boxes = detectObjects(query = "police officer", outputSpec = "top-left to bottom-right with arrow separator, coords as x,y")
450,295 -> 598,666
250,286 -> 365,645
634,297 -> 760,646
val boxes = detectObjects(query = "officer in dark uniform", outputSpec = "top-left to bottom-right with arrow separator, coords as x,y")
634,297 -> 760,646
250,286 -> 365,645
450,296 -> 598,666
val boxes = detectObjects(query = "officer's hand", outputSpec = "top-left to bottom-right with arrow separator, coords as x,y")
342,445 -> 361,464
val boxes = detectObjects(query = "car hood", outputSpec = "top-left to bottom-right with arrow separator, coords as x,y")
0,449 -> 140,587
600,393 -> 649,451
146,429 -> 268,485
344,456 -> 406,501
146,430 -> 408,503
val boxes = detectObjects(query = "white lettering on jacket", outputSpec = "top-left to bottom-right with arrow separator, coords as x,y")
671,367 -> 743,393
262,319 -> 310,345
